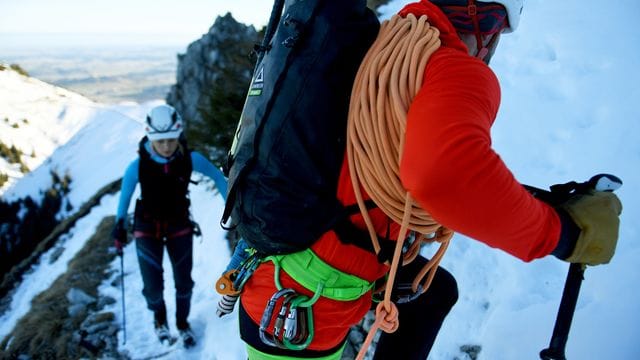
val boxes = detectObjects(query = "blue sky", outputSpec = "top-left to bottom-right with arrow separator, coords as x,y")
0,0 -> 273,47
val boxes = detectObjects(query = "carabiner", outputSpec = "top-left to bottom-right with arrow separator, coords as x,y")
292,306 -> 309,344
283,305 -> 298,341
233,252 -> 262,291
395,283 -> 423,304
283,296 -> 314,350
259,288 -> 296,347
273,294 -> 294,339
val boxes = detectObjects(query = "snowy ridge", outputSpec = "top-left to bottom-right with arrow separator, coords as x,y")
0,66 -> 161,201
0,65 -> 95,192
0,64 -> 162,207
3,102 -> 160,207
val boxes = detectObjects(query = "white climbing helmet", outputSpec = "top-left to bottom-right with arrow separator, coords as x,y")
491,0 -> 523,33
144,104 -> 183,141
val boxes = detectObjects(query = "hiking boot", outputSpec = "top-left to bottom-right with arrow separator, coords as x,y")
154,321 -> 175,345
178,326 -> 196,349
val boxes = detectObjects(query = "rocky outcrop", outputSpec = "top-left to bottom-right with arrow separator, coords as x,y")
0,216 -> 122,359
166,13 -> 259,163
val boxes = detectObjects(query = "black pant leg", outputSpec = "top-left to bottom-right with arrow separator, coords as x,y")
165,231 -> 194,329
135,235 -> 167,318
373,256 -> 458,360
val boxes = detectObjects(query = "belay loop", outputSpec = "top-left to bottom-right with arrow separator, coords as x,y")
346,14 -> 454,359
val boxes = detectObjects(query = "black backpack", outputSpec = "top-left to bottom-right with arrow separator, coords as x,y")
223,0 -> 380,255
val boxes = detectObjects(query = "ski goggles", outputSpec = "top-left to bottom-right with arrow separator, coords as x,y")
439,1 -> 509,35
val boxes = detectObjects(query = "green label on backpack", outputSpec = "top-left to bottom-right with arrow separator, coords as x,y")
249,66 -> 264,96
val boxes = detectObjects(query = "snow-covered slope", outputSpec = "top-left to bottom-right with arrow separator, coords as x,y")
3,101 -> 158,207
0,65 -> 164,203
0,78 -> 238,358
0,65 -> 96,192
0,65 -> 163,209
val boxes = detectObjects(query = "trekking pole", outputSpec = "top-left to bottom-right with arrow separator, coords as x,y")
539,263 -> 584,360
527,174 -> 622,360
120,253 -> 127,345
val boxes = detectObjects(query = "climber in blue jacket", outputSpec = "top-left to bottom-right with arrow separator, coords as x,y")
111,104 -> 227,348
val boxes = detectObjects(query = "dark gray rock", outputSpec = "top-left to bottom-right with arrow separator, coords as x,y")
166,13 -> 258,133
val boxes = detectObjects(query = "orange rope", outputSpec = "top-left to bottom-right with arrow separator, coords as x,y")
347,14 -> 455,360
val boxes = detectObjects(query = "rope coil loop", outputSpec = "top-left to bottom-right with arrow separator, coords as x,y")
347,14 -> 455,360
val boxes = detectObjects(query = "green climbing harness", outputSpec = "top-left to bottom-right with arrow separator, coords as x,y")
267,248 -> 374,301
257,248 -> 375,351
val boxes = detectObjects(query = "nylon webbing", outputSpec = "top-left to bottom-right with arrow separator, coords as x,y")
267,249 -> 373,302
246,342 -> 345,360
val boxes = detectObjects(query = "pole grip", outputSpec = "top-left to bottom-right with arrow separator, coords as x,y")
534,173 -> 621,359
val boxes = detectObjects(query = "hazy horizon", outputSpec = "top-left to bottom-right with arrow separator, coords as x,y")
1,43 -> 179,104
0,32 -> 197,51
0,11 -> 256,104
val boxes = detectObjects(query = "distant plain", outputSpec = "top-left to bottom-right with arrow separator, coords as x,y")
1,38 -> 183,104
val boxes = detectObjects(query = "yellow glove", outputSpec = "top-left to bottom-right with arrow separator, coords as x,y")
561,191 -> 622,265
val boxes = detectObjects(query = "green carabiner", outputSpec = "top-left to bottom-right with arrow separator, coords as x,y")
283,296 -> 314,350
272,257 -> 324,308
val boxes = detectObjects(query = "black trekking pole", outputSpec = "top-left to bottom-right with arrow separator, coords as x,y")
539,262 -> 584,360
526,174 -> 622,360
120,253 -> 127,345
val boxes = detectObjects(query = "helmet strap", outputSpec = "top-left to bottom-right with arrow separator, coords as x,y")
466,0 -> 505,61
464,0 -> 485,59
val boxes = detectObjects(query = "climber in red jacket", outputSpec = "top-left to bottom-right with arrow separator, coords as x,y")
237,1 -> 622,359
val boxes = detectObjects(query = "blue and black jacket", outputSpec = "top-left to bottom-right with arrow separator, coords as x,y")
115,136 -> 228,233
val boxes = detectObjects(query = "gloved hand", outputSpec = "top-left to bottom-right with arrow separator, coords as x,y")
112,219 -> 127,256
559,191 -> 622,265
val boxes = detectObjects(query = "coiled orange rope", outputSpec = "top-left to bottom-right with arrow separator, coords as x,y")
347,14 -> 455,359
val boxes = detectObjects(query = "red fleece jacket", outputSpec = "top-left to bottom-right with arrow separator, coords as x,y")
241,0 -> 561,351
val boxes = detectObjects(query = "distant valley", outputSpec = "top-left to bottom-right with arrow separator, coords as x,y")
1,44 -> 181,104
